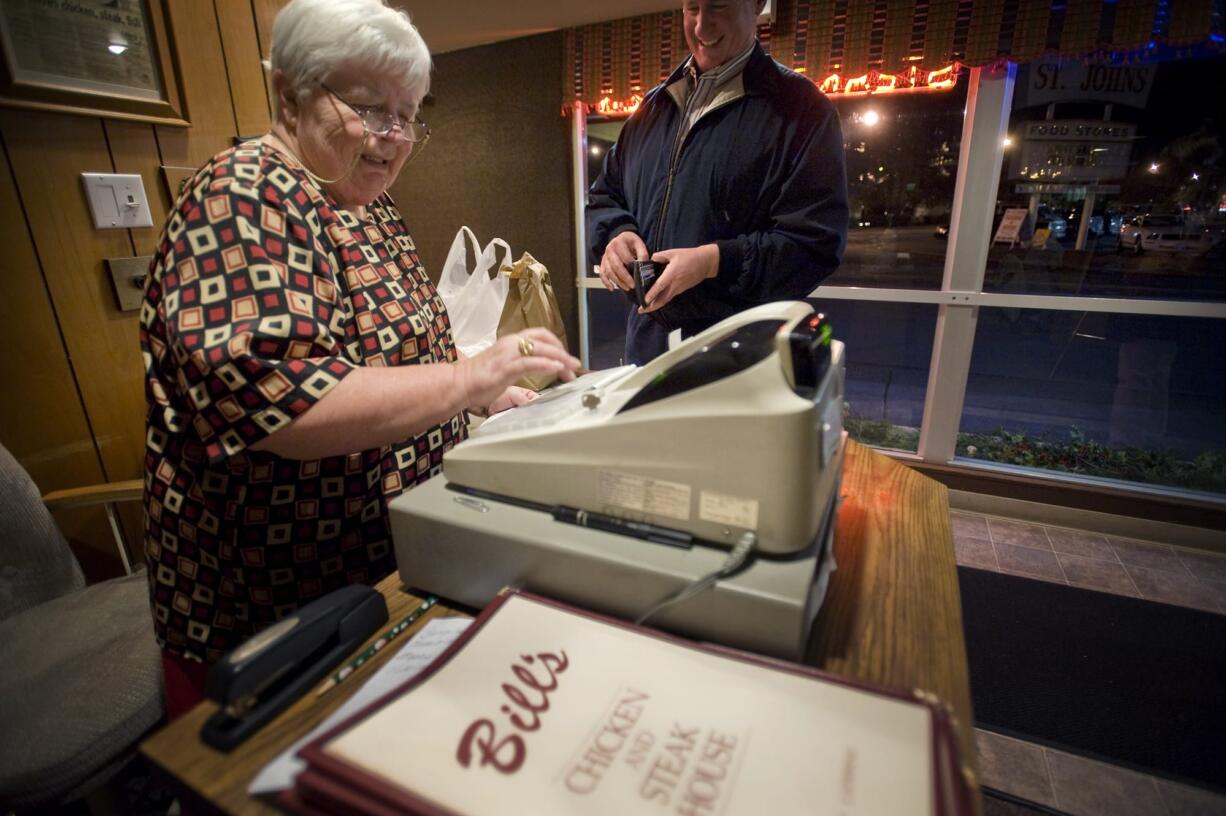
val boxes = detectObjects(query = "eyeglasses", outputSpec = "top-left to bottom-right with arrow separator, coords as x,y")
320,84 -> 431,144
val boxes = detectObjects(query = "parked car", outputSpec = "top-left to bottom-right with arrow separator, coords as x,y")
1118,213 -> 1218,254
1064,209 -> 1104,237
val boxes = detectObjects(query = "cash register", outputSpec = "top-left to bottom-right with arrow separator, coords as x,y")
390,301 -> 846,660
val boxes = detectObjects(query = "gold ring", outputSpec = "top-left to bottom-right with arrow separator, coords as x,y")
517,337 -> 535,356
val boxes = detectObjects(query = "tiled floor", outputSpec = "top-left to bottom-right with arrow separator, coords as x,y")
953,510 -> 1226,815
977,728 -> 1226,816
951,511 -> 1226,615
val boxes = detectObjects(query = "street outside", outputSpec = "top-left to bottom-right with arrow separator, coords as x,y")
587,228 -> 1226,468
826,226 -> 1226,465
832,224 -> 1226,300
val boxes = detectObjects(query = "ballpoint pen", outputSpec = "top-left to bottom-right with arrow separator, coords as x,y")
315,595 -> 437,696
551,505 -> 693,548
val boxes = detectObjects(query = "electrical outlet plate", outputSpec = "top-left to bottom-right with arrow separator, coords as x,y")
106,256 -> 152,312
81,173 -> 154,229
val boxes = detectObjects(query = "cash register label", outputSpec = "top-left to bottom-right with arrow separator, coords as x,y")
598,471 -> 692,521
698,491 -> 760,529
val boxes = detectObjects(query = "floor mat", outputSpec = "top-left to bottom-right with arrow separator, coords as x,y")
959,566 -> 1226,793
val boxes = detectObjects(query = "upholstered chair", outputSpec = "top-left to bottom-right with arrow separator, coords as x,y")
0,443 -> 164,811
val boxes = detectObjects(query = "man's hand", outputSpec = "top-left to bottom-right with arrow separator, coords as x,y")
598,231 -> 647,292
640,244 -> 719,313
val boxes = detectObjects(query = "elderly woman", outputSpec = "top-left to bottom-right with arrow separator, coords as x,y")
140,0 -> 578,717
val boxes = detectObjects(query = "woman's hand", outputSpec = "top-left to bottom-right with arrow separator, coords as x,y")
454,328 -> 579,413
486,386 -> 537,415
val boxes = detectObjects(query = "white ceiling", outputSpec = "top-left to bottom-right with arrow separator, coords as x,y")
396,0 -> 681,54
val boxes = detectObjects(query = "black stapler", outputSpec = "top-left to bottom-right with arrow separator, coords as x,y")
200,584 -> 388,751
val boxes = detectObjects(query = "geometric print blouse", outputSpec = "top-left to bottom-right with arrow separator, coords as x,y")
139,141 -> 466,663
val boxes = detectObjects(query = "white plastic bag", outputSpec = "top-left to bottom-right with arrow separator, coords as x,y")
435,227 -> 512,357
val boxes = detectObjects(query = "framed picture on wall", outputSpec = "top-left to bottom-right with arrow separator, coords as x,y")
0,0 -> 188,127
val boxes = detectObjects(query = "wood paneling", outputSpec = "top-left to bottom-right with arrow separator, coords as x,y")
0,1 -> 284,578
0,111 -> 145,482
392,32 -> 579,351
216,0 -> 273,137
105,120 -> 168,255
156,1 -> 240,169
0,124 -> 117,573
251,0 -> 283,57
250,0 -> 288,115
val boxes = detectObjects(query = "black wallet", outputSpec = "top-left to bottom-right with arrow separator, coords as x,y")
626,259 -> 666,307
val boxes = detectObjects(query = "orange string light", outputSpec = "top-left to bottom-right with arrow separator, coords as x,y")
566,62 -> 961,119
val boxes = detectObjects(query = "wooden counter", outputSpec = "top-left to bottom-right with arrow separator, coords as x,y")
141,441 -> 977,814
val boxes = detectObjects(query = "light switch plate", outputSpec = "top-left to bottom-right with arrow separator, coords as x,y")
81,173 -> 154,229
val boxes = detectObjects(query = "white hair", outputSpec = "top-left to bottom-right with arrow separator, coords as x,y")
269,0 -> 431,116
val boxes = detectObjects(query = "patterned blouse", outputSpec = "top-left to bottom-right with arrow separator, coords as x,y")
140,141 -> 466,663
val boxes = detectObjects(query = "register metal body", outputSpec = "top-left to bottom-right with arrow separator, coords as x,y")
391,301 -> 846,659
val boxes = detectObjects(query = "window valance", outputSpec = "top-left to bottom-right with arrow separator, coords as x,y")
564,0 -> 1224,112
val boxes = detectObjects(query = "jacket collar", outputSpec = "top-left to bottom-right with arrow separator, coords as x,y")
659,41 -> 776,103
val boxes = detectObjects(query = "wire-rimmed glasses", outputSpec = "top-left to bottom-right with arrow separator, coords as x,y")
321,84 -> 431,146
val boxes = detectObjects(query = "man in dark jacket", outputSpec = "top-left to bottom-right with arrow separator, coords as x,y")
588,0 -> 849,364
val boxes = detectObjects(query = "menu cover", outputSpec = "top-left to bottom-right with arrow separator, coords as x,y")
287,591 -> 973,816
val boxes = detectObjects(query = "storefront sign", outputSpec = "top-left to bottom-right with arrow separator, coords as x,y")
993,208 -> 1030,247
1013,119 -> 1134,183
1022,121 -> 1136,141
1017,60 -> 1155,108
1014,140 -> 1132,182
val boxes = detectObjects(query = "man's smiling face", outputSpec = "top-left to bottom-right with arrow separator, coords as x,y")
682,0 -> 762,73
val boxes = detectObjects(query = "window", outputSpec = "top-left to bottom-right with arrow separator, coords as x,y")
814,59 -> 1226,500
822,74 -> 969,452
828,75 -> 970,290
958,310 -> 1225,494
583,120 -> 632,367
574,58 -> 1226,501
822,301 -> 937,453
986,57 -> 1226,303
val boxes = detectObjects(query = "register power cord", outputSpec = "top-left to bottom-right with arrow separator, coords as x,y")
634,531 -> 757,626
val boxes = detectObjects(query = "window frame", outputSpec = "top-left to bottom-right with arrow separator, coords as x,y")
571,66 -> 1226,507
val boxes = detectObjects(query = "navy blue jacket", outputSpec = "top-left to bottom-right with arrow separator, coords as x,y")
587,44 -> 848,363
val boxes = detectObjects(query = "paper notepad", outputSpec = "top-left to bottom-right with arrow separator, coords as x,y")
249,616 -> 473,795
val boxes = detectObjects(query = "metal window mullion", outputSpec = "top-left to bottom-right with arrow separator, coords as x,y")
918,64 -> 1016,464
812,285 -> 1226,319
571,103 -> 592,369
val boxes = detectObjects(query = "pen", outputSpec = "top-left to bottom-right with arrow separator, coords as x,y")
315,595 -> 437,696
552,505 -> 693,549
446,483 -> 693,549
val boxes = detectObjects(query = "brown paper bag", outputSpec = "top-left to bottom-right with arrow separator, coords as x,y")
496,252 -> 568,391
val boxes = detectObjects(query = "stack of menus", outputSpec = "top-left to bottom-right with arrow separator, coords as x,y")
284,590 -> 974,815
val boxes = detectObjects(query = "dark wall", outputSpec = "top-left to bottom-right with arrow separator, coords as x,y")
392,32 -> 579,350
